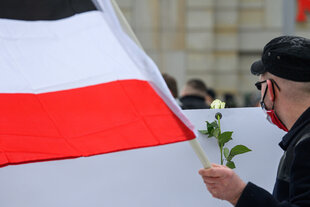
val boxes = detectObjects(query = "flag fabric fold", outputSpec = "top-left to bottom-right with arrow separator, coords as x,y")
0,0 -> 195,167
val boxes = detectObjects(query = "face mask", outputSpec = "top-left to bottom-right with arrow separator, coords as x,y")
260,80 -> 288,132
261,107 -> 288,132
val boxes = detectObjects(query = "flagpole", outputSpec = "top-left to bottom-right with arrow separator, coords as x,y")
111,0 -> 211,169
111,0 -> 143,49
189,139 -> 211,169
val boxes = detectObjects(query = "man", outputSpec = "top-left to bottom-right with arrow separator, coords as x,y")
205,88 -> 217,106
179,79 -> 209,109
199,36 -> 310,206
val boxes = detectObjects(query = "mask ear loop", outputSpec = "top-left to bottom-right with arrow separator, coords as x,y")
260,82 -> 268,110
262,84 -> 268,102
266,79 -> 276,110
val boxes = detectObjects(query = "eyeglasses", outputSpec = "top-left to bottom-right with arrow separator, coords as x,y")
254,79 -> 280,91
255,80 -> 267,91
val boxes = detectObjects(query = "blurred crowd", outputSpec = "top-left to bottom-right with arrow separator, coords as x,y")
162,73 -> 260,109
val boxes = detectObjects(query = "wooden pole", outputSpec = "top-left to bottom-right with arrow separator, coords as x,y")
189,139 -> 211,169
111,0 -> 143,49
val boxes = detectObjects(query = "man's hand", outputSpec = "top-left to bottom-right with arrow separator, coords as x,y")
199,164 -> 246,206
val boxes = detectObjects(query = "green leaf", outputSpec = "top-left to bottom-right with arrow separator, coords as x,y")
226,161 -> 236,169
206,121 -> 214,134
202,121 -> 220,138
213,128 -> 220,138
223,147 -> 229,159
210,121 -> 218,128
218,131 -> 233,146
198,130 -> 209,135
229,145 -> 252,156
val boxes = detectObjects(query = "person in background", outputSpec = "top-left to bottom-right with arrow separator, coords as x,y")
162,73 -> 179,99
205,88 -> 216,106
245,92 -> 261,107
179,79 -> 209,109
223,93 -> 237,108
199,36 -> 310,206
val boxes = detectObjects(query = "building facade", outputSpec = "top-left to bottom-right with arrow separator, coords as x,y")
116,0 -> 310,106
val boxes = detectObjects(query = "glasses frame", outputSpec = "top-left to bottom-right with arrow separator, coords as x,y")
255,79 -> 280,91
257,79 -> 281,110
255,80 -> 267,91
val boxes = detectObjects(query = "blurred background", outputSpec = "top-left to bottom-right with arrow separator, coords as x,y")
115,0 -> 310,107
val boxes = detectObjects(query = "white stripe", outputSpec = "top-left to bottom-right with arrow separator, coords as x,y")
0,11 -> 144,94
0,0 -> 195,131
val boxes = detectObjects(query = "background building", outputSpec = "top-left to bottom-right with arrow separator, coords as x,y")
116,0 -> 310,106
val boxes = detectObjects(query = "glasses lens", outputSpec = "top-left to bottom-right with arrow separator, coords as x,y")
255,82 -> 262,90
255,80 -> 266,91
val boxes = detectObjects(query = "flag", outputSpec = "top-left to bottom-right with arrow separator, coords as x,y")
0,0 -> 195,167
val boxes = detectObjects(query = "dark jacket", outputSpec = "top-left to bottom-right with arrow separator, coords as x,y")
236,107 -> 310,207
179,95 -> 209,110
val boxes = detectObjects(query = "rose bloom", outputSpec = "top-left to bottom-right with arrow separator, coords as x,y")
211,99 -> 226,109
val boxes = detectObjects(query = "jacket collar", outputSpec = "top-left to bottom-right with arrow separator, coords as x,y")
279,107 -> 310,150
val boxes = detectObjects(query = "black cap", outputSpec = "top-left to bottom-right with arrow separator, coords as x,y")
251,36 -> 310,82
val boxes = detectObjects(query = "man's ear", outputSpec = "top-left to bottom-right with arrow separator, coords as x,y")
266,79 -> 275,101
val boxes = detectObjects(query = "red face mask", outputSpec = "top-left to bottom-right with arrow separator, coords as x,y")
262,107 -> 288,132
260,80 -> 288,132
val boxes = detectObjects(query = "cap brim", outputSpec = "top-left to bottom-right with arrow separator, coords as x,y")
251,60 -> 266,75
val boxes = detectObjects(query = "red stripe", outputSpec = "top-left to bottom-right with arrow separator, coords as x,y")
0,80 -> 195,167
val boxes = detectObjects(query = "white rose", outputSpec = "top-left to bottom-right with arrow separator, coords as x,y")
210,99 -> 226,109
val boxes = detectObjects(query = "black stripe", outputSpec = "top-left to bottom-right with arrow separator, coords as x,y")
0,0 -> 97,21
